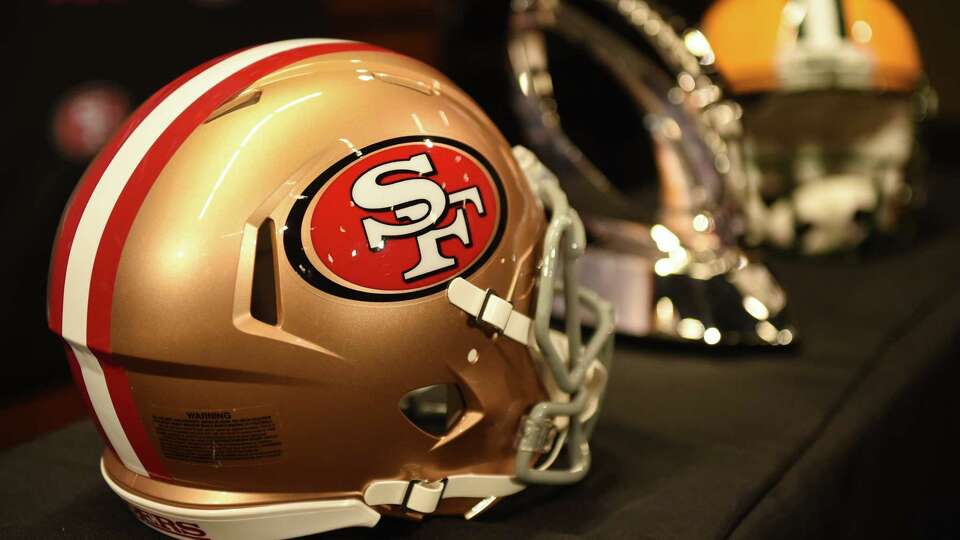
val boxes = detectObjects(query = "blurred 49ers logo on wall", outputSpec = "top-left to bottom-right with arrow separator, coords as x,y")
285,137 -> 507,301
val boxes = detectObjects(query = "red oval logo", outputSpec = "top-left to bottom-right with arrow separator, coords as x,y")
284,137 -> 506,301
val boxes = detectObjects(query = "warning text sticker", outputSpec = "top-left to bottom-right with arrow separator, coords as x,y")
151,406 -> 282,466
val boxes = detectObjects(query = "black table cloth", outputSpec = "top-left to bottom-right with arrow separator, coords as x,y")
3,178 -> 959,540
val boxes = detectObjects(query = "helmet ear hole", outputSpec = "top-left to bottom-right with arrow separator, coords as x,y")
398,384 -> 465,437
250,219 -> 279,325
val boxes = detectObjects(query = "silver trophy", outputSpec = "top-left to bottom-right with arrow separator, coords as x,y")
508,0 -> 795,346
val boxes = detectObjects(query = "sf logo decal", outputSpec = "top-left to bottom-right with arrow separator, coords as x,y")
353,152 -> 485,281
285,137 -> 506,301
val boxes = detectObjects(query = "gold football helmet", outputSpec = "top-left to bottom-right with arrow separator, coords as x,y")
703,0 -> 935,253
48,39 -> 613,539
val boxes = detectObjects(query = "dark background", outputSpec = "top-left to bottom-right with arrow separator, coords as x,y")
1,0 -> 958,445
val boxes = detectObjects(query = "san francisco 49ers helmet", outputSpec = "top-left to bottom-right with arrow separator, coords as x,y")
702,0 -> 935,254
47,39 -> 613,539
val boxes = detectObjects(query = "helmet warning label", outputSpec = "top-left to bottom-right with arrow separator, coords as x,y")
150,406 -> 282,465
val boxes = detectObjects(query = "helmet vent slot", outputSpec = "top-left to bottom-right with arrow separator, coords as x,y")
205,89 -> 262,123
250,218 -> 279,325
398,384 -> 465,437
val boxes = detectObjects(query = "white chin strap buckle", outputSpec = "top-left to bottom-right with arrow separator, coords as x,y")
363,474 -> 526,516
448,277 -> 533,345
404,479 -> 447,514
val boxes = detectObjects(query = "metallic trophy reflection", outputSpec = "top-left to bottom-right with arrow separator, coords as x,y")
508,0 -> 795,346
